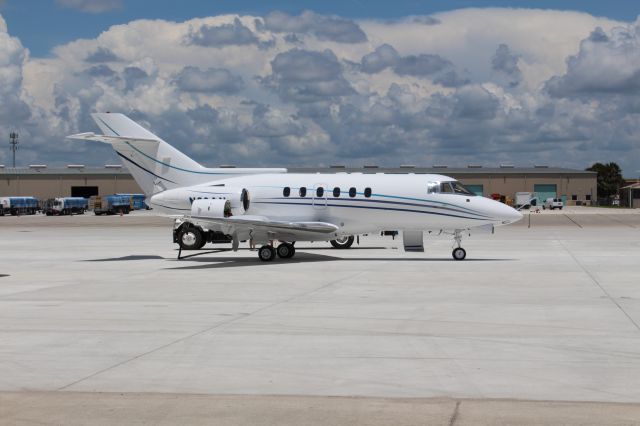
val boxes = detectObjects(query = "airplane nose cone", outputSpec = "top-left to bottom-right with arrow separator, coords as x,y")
501,205 -> 523,224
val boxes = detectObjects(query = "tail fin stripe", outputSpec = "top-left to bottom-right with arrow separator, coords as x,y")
96,116 -> 121,136
116,152 -> 177,184
123,141 -> 234,175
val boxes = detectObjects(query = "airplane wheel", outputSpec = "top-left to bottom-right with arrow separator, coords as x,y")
178,227 -> 203,250
258,245 -> 276,261
277,242 -> 295,259
330,235 -> 354,249
452,247 -> 466,261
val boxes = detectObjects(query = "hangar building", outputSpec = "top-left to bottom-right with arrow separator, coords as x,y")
1,164 -> 597,205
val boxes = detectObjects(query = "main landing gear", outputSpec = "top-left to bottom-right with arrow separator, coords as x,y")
330,235 -> 354,249
258,242 -> 296,262
177,226 -> 206,250
451,229 -> 467,261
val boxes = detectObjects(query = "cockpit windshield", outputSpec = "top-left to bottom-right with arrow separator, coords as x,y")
450,181 -> 476,196
430,181 -> 476,196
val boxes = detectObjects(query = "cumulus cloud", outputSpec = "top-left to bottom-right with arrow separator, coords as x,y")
360,44 -> 399,74
0,16 -> 29,122
266,48 -> 354,103
359,44 -> 468,87
491,44 -> 522,87
259,10 -> 367,43
186,17 -> 261,48
85,46 -> 120,63
175,66 -> 244,93
55,0 -> 122,13
545,25 -> 640,98
3,9 -> 640,172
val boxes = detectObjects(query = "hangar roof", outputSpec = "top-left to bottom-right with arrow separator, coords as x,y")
0,165 -> 596,176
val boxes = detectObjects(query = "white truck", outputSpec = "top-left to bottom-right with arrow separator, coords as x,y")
543,198 -> 563,210
515,192 -> 537,209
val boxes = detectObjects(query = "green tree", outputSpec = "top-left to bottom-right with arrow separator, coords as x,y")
586,162 -> 624,200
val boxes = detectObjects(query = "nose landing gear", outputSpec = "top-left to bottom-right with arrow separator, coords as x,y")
451,229 -> 467,260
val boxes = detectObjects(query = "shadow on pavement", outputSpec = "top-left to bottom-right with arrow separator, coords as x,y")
84,255 -> 167,262
165,252 -> 514,270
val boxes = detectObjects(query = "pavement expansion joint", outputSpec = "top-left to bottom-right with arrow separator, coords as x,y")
556,238 -> 640,333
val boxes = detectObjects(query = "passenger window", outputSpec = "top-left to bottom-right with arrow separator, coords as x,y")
283,187 -> 290,197
364,187 -> 372,198
349,187 -> 356,197
333,187 -> 340,197
316,187 -> 324,197
299,187 -> 307,197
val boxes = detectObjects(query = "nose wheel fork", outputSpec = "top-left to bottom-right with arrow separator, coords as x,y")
452,230 -> 467,260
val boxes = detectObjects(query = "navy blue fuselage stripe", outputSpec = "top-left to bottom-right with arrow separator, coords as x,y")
116,152 -> 177,184
253,201 -> 487,221
264,196 -> 489,218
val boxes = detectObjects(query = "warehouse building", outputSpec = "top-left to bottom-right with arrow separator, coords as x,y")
0,165 -> 139,199
1,164 -> 597,205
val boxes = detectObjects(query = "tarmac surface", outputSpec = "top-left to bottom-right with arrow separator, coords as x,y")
1,207 -> 640,425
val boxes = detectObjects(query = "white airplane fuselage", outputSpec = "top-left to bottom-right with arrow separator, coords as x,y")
69,112 -> 523,259
149,172 -> 522,238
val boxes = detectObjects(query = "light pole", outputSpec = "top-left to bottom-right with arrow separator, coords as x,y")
9,132 -> 19,168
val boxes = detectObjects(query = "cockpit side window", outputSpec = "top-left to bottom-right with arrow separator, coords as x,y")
440,182 -> 454,193
427,182 -> 439,194
451,181 -> 476,196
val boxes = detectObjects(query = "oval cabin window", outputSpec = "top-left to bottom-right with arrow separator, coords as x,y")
333,187 -> 340,197
299,187 -> 307,197
349,187 -> 356,197
364,187 -> 372,198
316,187 -> 324,197
283,187 -> 290,197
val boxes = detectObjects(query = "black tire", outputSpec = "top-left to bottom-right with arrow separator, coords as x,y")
258,245 -> 276,261
452,247 -> 466,261
277,243 -> 295,259
559,206 -> 563,210
330,235 -> 355,249
178,227 -> 204,250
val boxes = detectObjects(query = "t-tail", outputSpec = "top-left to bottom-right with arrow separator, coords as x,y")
67,113 -> 286,196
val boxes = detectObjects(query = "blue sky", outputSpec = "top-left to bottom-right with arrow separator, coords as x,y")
1,1 -> 640,172
2,0 -> 639,57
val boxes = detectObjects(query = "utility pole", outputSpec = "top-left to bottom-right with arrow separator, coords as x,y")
9,132 -> 18,168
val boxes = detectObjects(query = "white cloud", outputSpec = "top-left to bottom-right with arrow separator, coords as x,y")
2,10 -> 639,172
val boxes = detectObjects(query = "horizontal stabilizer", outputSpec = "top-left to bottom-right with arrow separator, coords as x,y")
66,133 -> 159,144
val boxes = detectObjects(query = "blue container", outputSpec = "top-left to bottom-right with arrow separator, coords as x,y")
116,193 -> 147,210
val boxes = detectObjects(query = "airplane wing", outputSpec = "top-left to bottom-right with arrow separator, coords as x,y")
189,215 -> 340,247
191,215 -> 339,234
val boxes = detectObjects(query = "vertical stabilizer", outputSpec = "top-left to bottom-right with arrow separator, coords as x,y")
91,113 -> 206,195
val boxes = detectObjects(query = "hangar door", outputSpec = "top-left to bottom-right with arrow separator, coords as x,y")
71,186 -> 99,198
534,184 -> 557,203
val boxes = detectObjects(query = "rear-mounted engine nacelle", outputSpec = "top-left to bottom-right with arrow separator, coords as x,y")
225,187 -> 250,215
191,199 -> 232,218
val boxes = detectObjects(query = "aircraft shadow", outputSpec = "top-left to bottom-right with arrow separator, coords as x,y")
166,252 -> 513,270
84,255 -> 167,262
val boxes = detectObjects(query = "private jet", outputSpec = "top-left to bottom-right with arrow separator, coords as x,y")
69,113 -> 522,261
